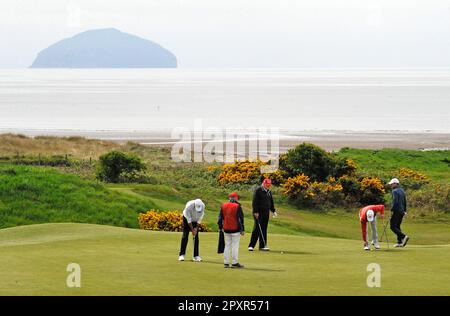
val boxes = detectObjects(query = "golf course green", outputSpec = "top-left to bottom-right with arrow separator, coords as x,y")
1,223 -> 449,296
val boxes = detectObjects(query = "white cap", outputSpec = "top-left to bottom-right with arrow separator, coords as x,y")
388,178 -> 400,185
366,210 -> 375,222
194,199 -> 204,213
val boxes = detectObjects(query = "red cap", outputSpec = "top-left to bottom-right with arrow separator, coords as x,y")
262,178 -> 272,186
229,192 -> 239,200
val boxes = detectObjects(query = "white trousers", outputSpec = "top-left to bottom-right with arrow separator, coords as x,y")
366,217 -> 379,244
224,232 -> 241,265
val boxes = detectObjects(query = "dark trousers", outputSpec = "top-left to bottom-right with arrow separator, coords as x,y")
179,216 -> 199,257
390,212 -> 406,243
249,211 -> 269,249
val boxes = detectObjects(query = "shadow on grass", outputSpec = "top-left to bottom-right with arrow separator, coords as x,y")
266,250 -> 314,255
201,260 -> 285,272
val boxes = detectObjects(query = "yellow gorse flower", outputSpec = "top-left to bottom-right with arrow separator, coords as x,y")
360,177 -> 385,194
398,167 -> 429,183
138,210 -> 210,232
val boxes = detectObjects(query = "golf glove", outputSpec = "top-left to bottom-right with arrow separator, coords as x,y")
273,212 -> 278,218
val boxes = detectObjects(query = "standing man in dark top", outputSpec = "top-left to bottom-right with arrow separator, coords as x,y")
248,178 -> 278,251
389,178 -> 409,247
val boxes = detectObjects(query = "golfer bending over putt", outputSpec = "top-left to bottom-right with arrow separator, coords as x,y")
248,178 -> 278,251
218,192 -> 245,268
359,204 -> 385,251
179,199 -> 205,262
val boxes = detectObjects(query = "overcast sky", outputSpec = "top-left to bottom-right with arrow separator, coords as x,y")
1,0 -> 450,68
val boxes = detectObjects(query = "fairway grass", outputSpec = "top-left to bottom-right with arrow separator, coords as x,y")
1,223 -> 449,296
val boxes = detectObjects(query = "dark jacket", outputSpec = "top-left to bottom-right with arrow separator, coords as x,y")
252,186 -> 275,215
391,187 -> 407,213
218,200 -> 244,234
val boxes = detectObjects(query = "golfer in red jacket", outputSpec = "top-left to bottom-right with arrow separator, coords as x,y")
218,192 -> 245,268
359,205 -> 385,251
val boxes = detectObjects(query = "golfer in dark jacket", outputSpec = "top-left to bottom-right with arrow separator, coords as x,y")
218,192 -> 245,268
248,178 -> 278,251
389,178 -> 409,247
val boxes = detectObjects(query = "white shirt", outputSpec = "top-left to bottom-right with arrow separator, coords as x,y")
183,200 -> 205,224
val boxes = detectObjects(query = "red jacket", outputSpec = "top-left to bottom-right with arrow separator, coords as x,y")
218,201 -> 244,233
359,205 -> 385,243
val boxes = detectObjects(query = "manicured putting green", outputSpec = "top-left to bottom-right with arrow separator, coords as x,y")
1,223 -> 449,295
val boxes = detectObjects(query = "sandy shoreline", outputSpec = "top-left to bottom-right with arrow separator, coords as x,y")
1,128 -> 449,152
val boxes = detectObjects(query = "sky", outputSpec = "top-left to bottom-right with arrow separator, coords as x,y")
1,0 -> 450,68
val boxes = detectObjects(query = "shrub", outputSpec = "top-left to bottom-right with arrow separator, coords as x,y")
408,184 -> 450,213
217,160 -> 266,185
281,143 -> 333,182
338,175 -> 361,204
281,173 -> 311,200
138,210 -> 211,232
282,175 -> 345,209
332,158 -> 358,178
397,167 -> 430,190
96,151 -> 146,183
359,177 -> 386,205
305,178 -> 344,208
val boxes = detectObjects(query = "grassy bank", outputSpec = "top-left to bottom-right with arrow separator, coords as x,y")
0,165 -> 156,229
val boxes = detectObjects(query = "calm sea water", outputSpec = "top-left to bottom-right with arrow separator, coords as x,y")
0,69 -> 449,133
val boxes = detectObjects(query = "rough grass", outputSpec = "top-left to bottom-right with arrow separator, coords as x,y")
0,165 -> 156,229
0,134 -> 120,159
1,223 -> 449,296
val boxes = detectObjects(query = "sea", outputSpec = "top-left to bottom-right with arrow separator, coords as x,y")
0,68 -> 449,134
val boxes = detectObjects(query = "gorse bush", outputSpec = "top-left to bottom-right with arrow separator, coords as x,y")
306,179 -> 344,208
333,157 -> 358,178
281,173 -> 385,208
397,167 -> 430,190
282,175 -> 345,208
138,210 -> 211,232
359,177 -> 386,205
281,173 -> 311,200
96,151 -> 147,183
280,143 -> 333,182
217,160 -> 265,185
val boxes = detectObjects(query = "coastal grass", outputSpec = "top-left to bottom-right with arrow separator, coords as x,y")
0,134 -> 120,159
1,223 -> 449,296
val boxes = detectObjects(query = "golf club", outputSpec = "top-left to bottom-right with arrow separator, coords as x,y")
381,219 -> 390,250
192,228 -> 198,260
380,219 -> 388,242
257,220 -> 267,249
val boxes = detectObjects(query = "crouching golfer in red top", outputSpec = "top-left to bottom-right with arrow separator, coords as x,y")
218,192 -> 245,268
359,205 -> 385,251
